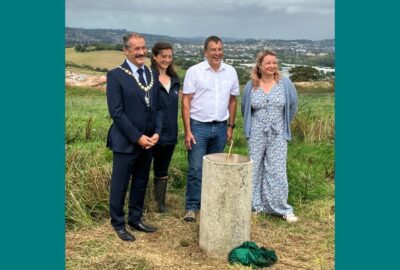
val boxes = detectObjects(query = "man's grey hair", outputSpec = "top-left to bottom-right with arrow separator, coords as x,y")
123,33 -> 145,49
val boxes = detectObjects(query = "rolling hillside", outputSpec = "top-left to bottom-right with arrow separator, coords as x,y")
65,48 -> 150,70
65,27 -> 196,47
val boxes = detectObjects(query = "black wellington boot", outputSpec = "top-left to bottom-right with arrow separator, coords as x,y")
154,176 -> 168,213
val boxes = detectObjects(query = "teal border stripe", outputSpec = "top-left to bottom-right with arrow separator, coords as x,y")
336,0 -> 398,269
0,1 -> 65,269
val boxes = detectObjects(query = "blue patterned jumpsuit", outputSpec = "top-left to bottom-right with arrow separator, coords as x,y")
248,81 -> 294,215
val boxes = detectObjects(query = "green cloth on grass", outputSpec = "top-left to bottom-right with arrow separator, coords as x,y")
228,241 -> 278,268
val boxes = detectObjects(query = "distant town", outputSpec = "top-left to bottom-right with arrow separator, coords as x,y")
172,40 -> 334,77
66,27 -> 335,80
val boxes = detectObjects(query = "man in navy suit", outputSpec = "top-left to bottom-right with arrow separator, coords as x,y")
106,33 -> 163,241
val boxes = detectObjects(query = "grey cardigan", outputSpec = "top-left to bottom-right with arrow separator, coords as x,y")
241,77 -> 298,141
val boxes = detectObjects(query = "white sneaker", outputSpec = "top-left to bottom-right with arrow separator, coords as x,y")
283,213 -> 298,223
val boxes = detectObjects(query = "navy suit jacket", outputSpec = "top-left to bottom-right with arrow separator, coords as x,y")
106,61 -> 163,153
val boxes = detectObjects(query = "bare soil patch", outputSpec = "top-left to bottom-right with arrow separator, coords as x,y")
66,70 -> 106,89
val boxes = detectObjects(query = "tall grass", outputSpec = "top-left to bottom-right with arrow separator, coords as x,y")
65,85 -> 334,229
66,143 -> 112,227
292,92 -> 335,143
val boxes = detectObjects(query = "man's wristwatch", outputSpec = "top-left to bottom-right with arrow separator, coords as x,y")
227,123 -> 236,129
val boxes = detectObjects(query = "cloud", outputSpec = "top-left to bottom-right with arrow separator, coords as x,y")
66,0 -> 334,40
67,0 -> 333,15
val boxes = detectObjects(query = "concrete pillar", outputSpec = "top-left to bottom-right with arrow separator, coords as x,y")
199,153 -> 253,257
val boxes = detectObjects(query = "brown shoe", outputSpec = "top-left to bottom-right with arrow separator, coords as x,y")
184,211 -> 196,222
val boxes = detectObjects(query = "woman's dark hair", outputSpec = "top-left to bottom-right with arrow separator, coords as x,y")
151,42 -> 177,77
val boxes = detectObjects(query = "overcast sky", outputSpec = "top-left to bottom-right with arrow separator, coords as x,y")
66,0 -> 334,40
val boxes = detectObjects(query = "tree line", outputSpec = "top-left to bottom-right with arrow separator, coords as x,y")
288,66 -> 334,82
74,44 -> 123,52
71,46 -> 333,82
277,51 -> 334,68
173,58 -> 330,84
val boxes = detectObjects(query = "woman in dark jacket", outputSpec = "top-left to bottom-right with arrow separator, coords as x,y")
150,42 -> 180,212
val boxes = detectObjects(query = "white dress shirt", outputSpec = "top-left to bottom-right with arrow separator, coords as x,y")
183,60 -> 240,122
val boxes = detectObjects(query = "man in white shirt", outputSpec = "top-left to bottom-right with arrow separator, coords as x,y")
182,36 -> 240,222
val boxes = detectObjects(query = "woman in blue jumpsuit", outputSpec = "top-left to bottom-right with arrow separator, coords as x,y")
241,51 -> 298,222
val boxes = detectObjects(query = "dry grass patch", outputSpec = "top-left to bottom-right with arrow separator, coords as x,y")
65,48 -> 125,70
66,198 -> 334,269
65,48 -> 151,70
294,81 -> 334,90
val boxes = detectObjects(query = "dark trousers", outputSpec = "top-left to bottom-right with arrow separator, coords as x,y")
153,144 -> 176,178
109,150 -> 153,230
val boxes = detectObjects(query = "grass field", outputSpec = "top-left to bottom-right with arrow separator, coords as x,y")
65,83 -> 335,269
66,48 -> 151,70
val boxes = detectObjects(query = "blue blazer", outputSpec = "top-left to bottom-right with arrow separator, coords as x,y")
106,61 -> 163,153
